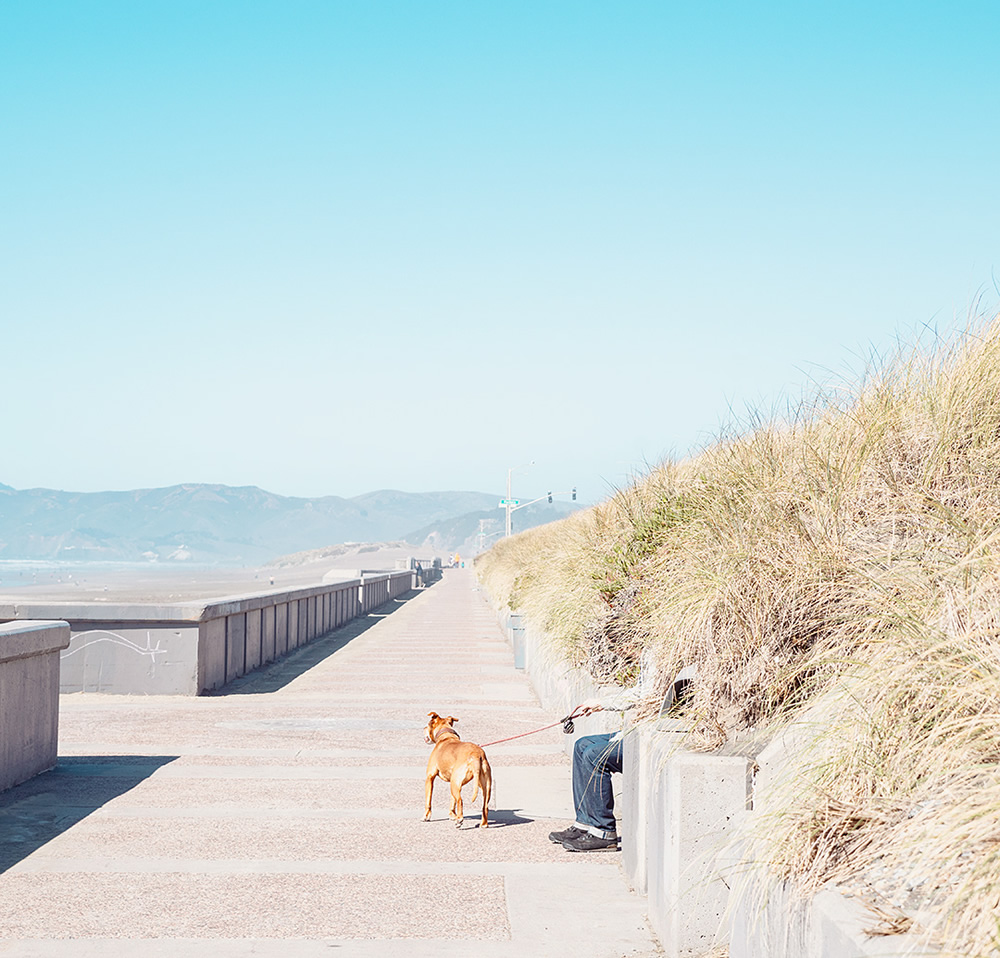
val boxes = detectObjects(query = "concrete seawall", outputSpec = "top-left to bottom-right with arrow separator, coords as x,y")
0,571 -> 412,695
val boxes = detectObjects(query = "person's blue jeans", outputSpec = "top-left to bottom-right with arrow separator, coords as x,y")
572,733 -> 623,838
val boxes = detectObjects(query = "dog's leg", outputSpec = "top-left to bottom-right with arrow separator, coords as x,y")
480,758 -> 492,828
424,771 -> 436,821
449,777 -> 465,827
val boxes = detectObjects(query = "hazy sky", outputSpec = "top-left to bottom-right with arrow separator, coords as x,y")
3,2 -> 998,503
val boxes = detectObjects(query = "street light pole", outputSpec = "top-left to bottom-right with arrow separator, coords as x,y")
478,518 -> 502,552
505,460 -> 534,537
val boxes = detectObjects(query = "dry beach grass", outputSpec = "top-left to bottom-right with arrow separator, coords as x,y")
476,315 -> 1000,956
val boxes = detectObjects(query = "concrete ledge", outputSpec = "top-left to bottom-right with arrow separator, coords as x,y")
0,579 -> 364,624
0,571 -> 412,696
0,620 -> 70,792
0,618 -> 72,663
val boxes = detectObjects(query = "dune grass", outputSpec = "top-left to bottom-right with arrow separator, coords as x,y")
475,316 -> 1000,956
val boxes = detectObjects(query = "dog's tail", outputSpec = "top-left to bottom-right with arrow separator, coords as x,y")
469,752 -> 493,808
483,755 -> 494,810
470,756 -> 482,804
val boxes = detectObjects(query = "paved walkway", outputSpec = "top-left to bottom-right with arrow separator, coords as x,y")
0,569 -> 660,957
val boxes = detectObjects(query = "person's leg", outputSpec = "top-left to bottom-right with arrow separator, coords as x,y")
549,732 -> 619,845
571,733 -> 623,838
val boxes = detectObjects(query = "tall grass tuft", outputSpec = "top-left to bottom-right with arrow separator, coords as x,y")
475,315 -> 1000,955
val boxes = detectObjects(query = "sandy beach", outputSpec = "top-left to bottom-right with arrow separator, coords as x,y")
0,543 -> 444,604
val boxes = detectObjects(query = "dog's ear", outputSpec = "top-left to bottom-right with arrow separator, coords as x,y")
427,711 -> 438,719
447,716 -> 457,725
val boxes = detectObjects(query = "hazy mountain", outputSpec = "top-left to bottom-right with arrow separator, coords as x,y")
0,482 -> 502,564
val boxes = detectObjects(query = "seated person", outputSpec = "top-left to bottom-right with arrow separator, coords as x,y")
549,662 -> 693,853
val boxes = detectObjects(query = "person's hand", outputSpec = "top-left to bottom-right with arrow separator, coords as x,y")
579,698 -> 604,716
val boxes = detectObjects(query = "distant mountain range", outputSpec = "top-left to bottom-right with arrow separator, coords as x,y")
0,482 -> 581,564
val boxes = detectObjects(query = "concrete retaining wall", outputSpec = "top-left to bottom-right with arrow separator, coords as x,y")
493,597 -> 935,958
501,608 -> 750,956
0,571 -> 413,696
0,620 -> 70,792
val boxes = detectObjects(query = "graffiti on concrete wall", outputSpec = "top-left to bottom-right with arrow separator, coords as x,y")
61,630 -> 167,666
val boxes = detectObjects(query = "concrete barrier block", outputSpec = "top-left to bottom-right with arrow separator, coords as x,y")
198,617 -> 227,692
622,730 -> 649,893
0,621 -> 70,792
275,603 -> 288,657
0,621 -> 70,664
1,579 -> 385,697
646,740 -> 752,958
245,609 -> 262,672
288,601 -> 300,649
622,726 -> 687,894
226,613 -> 246,681
297,600 -> 307,647
261,605 -> 276,664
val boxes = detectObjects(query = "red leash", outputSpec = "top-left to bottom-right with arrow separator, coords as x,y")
480,706 -> 590,748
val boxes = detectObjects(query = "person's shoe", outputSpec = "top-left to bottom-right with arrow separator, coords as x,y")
548,825 -> 586,844
561,832 -> 619,852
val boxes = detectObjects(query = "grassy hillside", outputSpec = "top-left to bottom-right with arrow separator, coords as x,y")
476,318 -> 1000,956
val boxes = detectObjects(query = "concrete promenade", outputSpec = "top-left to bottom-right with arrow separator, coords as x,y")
0,569 -> 660,957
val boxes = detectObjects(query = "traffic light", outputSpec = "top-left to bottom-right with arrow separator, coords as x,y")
572,487 -> 577,500
547,491 -> 552,503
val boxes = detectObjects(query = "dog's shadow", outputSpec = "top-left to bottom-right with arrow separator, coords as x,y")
460,809 -> 534,829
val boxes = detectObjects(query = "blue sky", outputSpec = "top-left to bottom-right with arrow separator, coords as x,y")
3,2 -> 998,503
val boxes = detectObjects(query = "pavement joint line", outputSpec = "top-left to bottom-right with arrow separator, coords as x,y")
7,858 -> 622,877
44,764 -> 569,780
58,744 -> 567,757
45,806 -> 512,821
0,944 -> 662,958
60,698 -> 547,711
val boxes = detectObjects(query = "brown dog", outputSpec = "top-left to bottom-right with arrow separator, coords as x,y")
423,711 -> 493,828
